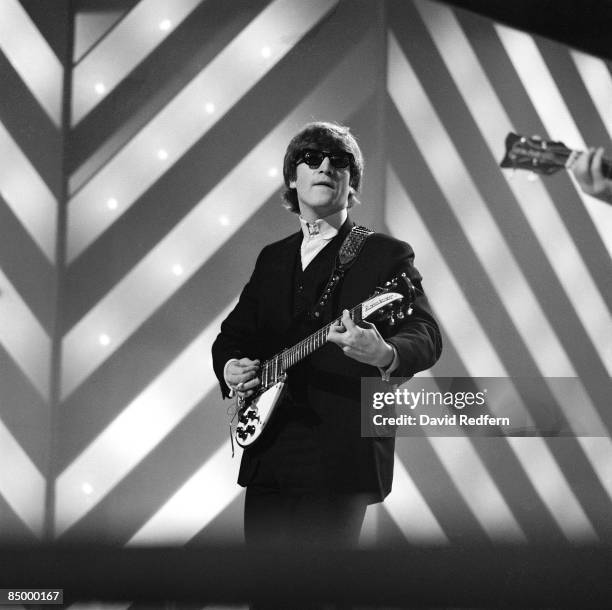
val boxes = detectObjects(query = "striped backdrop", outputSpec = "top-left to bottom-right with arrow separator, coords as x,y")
0,0 -> 611,566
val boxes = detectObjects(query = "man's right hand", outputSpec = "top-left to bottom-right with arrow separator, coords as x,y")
225,358 -> 261,399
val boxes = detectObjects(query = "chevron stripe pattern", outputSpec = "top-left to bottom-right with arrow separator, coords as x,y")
1,0 -> 611,569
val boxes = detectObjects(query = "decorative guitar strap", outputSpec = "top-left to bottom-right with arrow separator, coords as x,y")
309,225 -> 374,320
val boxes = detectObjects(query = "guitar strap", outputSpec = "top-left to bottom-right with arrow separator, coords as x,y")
309,224 -> 374,320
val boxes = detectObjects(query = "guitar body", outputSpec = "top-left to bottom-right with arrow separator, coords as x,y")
235,380 -> 286,447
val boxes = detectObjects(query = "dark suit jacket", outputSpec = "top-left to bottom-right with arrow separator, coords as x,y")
212,219 -> 442,501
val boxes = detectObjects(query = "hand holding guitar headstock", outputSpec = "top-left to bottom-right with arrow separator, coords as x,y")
500,132 -> 612,205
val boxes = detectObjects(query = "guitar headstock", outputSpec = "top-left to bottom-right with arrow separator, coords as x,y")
500,132 -> 572,176
362,273 -> 416,327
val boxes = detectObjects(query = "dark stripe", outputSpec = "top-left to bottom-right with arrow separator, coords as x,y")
394,439 -> 490,545
0,196 -> 56,333
19,0 -> 71,62
536,39 -> 610,148
0,342 -> 50,471
542,438 -> 612,542
67,0 -> 271,184
0,51 -> 62,198
470,438 -> 566,544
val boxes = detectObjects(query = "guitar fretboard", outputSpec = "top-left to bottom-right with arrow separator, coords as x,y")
260,303 -> 362,389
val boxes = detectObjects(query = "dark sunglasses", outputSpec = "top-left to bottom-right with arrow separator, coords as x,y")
296,149 -> 354,170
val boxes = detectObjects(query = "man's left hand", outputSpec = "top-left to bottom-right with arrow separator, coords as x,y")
327,309 -> 394,367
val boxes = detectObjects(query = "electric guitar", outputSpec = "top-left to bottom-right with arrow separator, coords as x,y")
499,132 -> 612,178
233,273 -> 416,448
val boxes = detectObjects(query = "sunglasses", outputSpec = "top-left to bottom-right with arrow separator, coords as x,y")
296,149 -> 354,170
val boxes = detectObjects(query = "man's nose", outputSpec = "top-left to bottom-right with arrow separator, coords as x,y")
318,156 -> 333,172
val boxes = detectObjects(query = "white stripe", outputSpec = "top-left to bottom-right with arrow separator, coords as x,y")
0,121 -> 57,262
387,35 -> 601,542
128,441 -> 242,545
415,0 -> 612,376
495,24 -> 612,259
507,437 -> 598,542
55,305 -> 234,536
429,437 -> 526,542
0,0 -> 62,126
0,268 -> 51,400
386,177 -> 531,541
0,416 -> 45,537
61,32 -> 376,399
388,31 -> 573,378
72,0 -> 204,124
67,0 -> 339,261
570,50 -> 612,139
386,167 -> 506,376
385,454 -> 448,544
411,5 -> 612,504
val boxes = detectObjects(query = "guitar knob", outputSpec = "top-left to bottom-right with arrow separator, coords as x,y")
397,310 -> 405,320
246,425 -> 256,434
388,314 -> 396,326
239,414 -> 248,424
247,410 -> 259,420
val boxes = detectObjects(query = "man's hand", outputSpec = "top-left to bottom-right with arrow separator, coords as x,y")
571,147 -> 612,204
327,309 -> 395,368
226,358 -> 260,399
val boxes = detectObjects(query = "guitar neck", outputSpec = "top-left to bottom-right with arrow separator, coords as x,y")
259,303 -> 363,389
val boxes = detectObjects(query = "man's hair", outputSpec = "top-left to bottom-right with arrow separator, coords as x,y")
282,121 -> 364,213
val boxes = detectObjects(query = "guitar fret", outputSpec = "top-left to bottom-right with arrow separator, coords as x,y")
262,292 -> 395,381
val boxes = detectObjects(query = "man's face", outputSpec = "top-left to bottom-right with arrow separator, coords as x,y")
290,148 -> 352,219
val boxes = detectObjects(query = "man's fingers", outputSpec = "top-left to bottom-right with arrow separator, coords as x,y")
241,377 -> 260,390
341,309 -> 357,330
592,147 -> 605,181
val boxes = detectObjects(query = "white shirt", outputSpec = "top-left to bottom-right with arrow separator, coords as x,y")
298,208 -> 347,270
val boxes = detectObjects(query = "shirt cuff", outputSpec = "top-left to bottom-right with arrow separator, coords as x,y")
223,358 -> 240,397
378,344 -> 399,382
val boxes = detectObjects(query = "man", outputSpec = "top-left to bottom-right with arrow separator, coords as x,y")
571,146 -> 612,205
212,122 -> 442,549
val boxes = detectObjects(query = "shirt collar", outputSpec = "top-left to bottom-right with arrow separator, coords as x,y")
299,208 -> 348,240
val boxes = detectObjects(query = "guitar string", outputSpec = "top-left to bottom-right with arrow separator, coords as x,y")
261,303 -> 362,389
